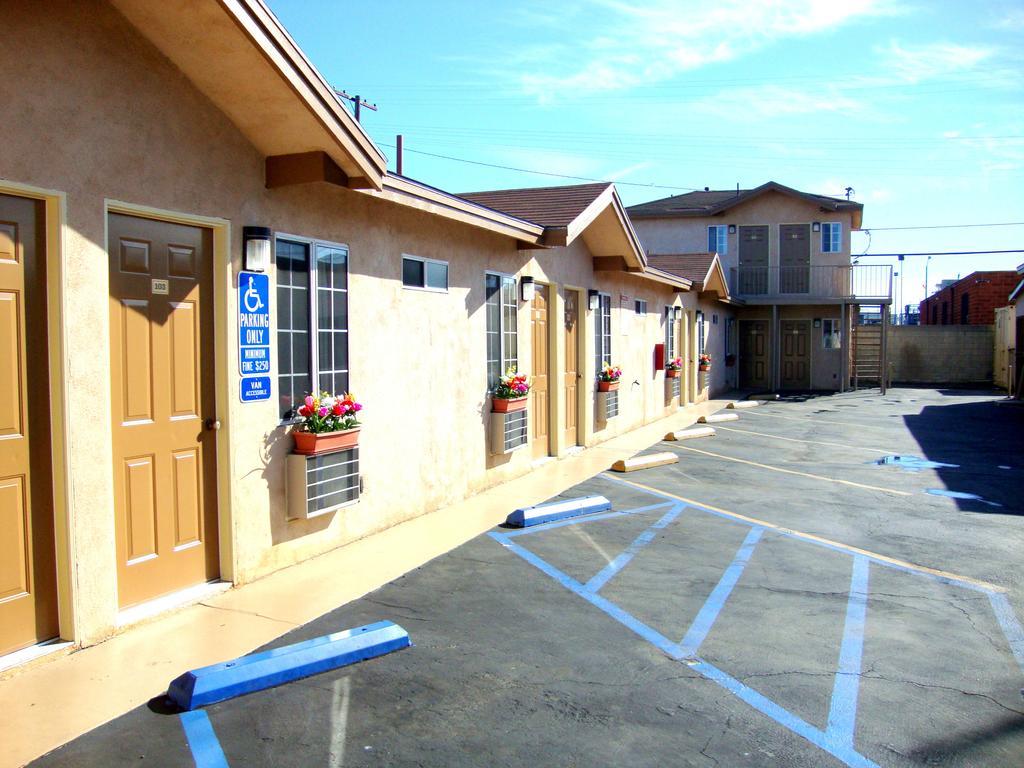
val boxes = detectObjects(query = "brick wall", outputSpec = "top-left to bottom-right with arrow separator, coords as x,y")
888,325 -> 994,384
919,271 -> 1017,326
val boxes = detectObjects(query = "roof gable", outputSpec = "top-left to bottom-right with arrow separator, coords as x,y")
628,181 -> 863,229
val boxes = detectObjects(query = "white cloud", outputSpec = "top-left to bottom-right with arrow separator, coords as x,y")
689,84 -> 864,120
513,0 -> 902,99
604,160 -> 655,180
877,40 -> 994,83
993,8 -> 1024,30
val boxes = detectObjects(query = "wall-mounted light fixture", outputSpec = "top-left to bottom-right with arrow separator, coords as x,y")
811,222 -> 821,233
673,307 -> 683,321
243,226 -> 272,272
520,276 -> 535,302
588,289 -> 600,311
727,224 -> 736,234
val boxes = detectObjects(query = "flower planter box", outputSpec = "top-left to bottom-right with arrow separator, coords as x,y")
491,396 -> 528,413
666,369 -> 681,378
699,365 -> 711,373
292,427 -> 361,455
598,380 -> 620,392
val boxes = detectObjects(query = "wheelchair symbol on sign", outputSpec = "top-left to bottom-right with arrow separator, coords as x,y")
243,275 -> 264,313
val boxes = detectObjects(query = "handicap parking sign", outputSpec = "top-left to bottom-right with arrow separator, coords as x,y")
238,271 -> 272,402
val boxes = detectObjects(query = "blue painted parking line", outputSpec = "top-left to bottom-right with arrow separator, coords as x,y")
988,592 -> 1024,671
494,479 -> 1024,768
678,526 -> 763,658
584,504 -> 683,593
827,555 -> 870,749
180,710 -> 229,768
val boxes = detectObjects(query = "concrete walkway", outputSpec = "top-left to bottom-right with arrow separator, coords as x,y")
0,397 -> 733,768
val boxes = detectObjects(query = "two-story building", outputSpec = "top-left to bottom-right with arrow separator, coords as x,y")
628,182 -> 892,392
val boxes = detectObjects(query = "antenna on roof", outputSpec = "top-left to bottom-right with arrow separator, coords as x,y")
845,186 -> 855,200
333,89 -> 378,123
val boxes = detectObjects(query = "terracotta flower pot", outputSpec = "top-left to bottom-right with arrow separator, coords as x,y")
598,380 -> 620,392
699,365 -> 711,373
492,396 -> 528,413
292,427 -> 360,455
666,369 -> 681,378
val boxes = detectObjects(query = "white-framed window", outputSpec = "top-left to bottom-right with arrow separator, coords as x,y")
485,272 -> 517,388
665,307 -> 676,359
696,310 -> 706,355
402,254 -> 448,292
594,292 -> 612,377
276,235 -> 350,419
635,299 -> 647,315
822,318 -> 841,349
708,225 -> 728,255
821,222 -> 842,253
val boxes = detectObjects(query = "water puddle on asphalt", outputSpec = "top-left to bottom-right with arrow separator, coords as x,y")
925,489 -> 1003,508
871,455 -> 959,471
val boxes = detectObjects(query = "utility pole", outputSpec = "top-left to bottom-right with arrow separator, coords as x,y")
898,254 -> 905,324
332,89 -> 378,123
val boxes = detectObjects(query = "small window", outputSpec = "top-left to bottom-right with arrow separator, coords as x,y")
485,273 -> 518,388
821,222 -> 842,253
402,255 -> 448,292
635,299 -> 647,315
664,307 -> 676,359
822,318 -> 841,349
594,293 -> 612,377
708,225 -> 728,255
696,310 -> 706,355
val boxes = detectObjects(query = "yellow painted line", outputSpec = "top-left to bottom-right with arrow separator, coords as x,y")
711,425 -> 890,455
667,444 -> 912,497
742,409 -> 871,428
604,473 -> 1004,593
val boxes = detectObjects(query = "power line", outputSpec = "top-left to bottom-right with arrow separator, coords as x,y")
857,250 -> 1024,258
378,143 -> 700,191
858,222 -> 1024,232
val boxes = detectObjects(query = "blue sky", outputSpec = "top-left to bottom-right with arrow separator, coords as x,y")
268,0 -> 1024,310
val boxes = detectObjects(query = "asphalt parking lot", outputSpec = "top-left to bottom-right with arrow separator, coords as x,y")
31,389 -> 1024,767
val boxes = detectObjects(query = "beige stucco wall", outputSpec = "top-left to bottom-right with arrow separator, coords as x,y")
631,192 -> 856,280
1,0 -> 712,647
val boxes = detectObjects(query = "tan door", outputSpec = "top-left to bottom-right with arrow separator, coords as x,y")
0,194 -> 59,655
740,320 -> 770,390
108,213 -> 219,608
530,284 -> 549,459
562,290 -> 579,447
780,320 -> 811,389
738,225 -> 769,295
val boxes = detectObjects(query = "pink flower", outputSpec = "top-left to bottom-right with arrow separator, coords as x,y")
304,395 -> 315,409
318,406 -> 329,418
353,403 -> 363,412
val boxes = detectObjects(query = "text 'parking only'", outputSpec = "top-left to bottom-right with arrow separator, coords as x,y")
239,271 -> 271,402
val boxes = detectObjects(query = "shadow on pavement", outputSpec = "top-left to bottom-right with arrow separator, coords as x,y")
903,394 -> 1024,515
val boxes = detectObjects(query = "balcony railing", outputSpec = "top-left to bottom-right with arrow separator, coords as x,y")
728,264 -> 892,302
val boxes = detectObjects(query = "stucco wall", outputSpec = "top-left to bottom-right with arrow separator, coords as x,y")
889,326 -> 994,384
1,0 -> 708,646
631,192 -> 856,279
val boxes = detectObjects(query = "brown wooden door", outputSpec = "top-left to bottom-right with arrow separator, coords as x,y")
779,224 -> 810,294
108,213 -> 219,608
0,194 -> 59,655
530,284 -> 549,459
738,226 -> 769,295
739,320 -> 770,390
780,320 -> 811,389
562,290 -> 579,447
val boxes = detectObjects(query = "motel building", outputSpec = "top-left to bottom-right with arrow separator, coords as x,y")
0,0 -> 736,663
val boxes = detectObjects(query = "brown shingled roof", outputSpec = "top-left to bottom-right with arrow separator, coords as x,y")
627,181 -> 863,228
458,182 -> 611,228
647,253 -> 717,287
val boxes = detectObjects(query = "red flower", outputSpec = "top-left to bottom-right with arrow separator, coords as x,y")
297,405 -> 310,417
332,403 -> 343,416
